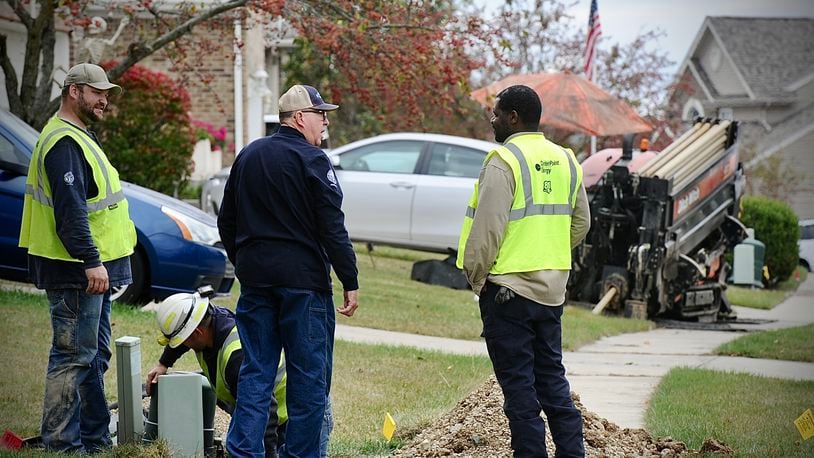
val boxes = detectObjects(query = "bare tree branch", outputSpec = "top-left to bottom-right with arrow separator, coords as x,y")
33,13 -> 56,128
4,0 -> 32,29
6,0 -> 251,127
365,23 -> 437,31
18,0 -> 55,122
304,0 -> 355,23
0,34 -> 22,114
107,0 -> 248,80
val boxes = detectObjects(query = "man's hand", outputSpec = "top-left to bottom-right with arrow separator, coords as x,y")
146,363 -> 169,395
337,289 -> 358,317
85,265 -> 109,295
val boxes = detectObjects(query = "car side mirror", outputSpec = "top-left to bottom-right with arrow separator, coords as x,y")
330,155 -> 341,169
0,159 -> 28,176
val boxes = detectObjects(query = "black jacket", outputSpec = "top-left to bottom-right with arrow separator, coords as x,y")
218,126 -> 358,292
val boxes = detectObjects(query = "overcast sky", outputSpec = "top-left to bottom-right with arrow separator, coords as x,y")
478,0 -> 814,73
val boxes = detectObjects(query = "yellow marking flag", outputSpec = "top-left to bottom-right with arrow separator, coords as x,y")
382,412 -> 396,441
795,408 -> 814,440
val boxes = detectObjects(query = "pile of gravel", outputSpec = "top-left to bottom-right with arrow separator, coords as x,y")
392,376 -> 733,457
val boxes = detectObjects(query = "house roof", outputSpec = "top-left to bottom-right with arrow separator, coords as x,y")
744,102 -> 814,168
707,17 -> 814,99
676,17 -> 814,101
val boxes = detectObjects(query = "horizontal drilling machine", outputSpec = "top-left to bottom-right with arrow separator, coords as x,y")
569,118 -> 748,322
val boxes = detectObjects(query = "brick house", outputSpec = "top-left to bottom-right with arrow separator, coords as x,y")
668,16 -> 814,219
1,5 -> 297,177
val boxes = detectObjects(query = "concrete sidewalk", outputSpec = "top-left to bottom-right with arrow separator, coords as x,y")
335,275 -> 814,429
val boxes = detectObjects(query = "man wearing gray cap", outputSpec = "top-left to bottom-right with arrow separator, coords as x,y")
19,63 -> 135,452
219,84 -> 359,457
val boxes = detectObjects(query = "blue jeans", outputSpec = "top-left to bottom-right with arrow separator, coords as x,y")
227,286 -> 334,458
319,395 -> 333,457
40,289 -> 112,452
278,394 -> 333,457
479,282 -> 584,458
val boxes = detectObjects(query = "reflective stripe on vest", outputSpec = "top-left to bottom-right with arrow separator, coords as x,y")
457,133 -> 582,273
198,326 -> 242,409
465,142 -> 578,220
19,116 -> 135,262
28,126 -> 126,211
197,325 -> 288,424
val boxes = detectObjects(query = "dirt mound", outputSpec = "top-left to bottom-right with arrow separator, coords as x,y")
392,377 -> 715,457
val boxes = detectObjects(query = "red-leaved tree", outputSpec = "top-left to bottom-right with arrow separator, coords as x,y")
97,62 -> 196,195
2,0 -> 500,135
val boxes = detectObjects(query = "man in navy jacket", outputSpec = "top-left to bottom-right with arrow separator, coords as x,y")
219,84 -> 358,458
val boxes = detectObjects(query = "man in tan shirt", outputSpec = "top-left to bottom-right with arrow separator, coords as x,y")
459,85 -> 590,457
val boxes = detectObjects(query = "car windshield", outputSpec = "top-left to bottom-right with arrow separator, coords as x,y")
0,110 -> 37,170
0,110 -> 38,152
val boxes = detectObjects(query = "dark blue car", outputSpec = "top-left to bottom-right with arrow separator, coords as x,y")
0,109 -> 234,304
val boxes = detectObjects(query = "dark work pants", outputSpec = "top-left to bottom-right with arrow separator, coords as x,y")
479,281 -> 584,458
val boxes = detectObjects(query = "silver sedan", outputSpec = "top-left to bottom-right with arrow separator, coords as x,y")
329,133 -> 495,252
200,132 -> 496,253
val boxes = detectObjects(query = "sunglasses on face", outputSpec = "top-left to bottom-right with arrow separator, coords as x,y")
301,109 -> 328,121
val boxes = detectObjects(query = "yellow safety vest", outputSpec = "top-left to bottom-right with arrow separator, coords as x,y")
198,326 -> 288,424
19,116 -> 135,262
457,132 -> 583,273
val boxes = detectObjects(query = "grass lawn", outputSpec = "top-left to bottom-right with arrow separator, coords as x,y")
727,267 -> 807,310
0,287 -> 492,457
0,288 -> 202,439
0,244 -> 651,454
715,323 -> 814,362
343,245 -> 653,348
216,244 -> 652,349
329,341 -> 492,456
646,368 -> 814,457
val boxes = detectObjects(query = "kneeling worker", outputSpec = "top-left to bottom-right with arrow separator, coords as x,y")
146,292 -> 288,457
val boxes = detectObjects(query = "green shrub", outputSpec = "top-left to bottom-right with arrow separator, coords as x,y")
739,196 -> 800,285
97,63 -> 196,195
179,182 -> 202,200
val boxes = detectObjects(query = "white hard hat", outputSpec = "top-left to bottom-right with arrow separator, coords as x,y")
155,292 -> 210,348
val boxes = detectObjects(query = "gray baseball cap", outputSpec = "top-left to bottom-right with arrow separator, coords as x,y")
63,63 -> 122,95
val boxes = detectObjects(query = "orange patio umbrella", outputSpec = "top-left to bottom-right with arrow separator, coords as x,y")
471,71 -> 652,137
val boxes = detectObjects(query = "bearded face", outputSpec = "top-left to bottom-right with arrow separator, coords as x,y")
75,85 -> 108,125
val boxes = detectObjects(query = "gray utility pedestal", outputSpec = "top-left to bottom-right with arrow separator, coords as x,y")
732,228 -> 765,288
143,372 -> 217,457
158,373 -> 204,457
115,336 -> 143,444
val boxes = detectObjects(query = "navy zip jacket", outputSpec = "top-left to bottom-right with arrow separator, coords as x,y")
218,126 -> 358,292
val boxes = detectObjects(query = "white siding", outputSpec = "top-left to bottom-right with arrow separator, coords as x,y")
696,34 -> 748,97
0,8 -> 70,110
785,130 -> 814,220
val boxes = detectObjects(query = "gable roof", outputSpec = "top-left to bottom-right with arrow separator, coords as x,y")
677,17 -> 814,100
708,17 -> 814,98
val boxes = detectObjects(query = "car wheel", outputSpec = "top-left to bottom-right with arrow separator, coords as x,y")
111,249 -> 149,305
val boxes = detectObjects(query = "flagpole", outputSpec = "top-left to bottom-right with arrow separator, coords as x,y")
590,67 -> 597,156
584,0 -> 602,156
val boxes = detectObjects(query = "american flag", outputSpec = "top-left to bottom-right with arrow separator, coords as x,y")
583,0 -> 602,81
